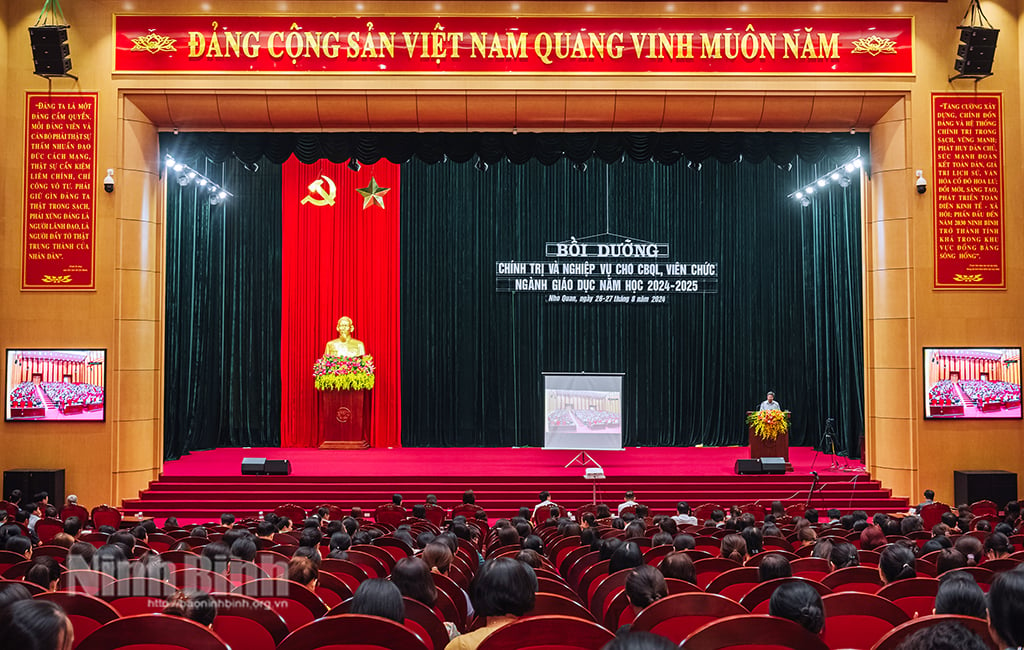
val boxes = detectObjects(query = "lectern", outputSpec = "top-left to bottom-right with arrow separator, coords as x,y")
319,389 -> 371,449
747,411 -> 793,471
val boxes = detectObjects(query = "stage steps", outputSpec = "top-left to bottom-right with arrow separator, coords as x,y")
123,471 -> 908,522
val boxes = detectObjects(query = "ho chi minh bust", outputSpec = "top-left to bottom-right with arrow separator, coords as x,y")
324,316 -> 366,358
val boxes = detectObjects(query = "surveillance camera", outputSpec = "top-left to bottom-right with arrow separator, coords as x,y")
916,169 -> 926,194
103,168 -> 114,193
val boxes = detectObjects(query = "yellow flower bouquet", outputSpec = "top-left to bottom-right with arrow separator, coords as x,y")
746,409 -> 791,441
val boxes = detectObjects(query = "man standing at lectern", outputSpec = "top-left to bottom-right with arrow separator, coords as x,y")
759,391 -> 781,411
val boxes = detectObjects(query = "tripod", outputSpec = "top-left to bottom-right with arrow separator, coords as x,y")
810,418 -> 841,471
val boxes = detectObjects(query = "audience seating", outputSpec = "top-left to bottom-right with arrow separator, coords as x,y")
75,613 -> 231,650
272,504 -> 306,523
694,557 -> 742,588
704,567 -> 760,602
35,591 -> 120,649
90,505 -> 122,529
683,614 -> 830,650
207,593 -> 289,650
630,592 -> 748,644
475,614 -> 615,650
875,577 -> 940,619
821,565 -> 884,593
34,516 -> 64,544
103,577 -> 177,616
232,578 -> 328,630
277,613 -> 431,650
739,576 -> 832,613
871,614 -> 999,650
820,591 -> 910,650
373,503 -> 407,527
528,592 -> 597,622
60,570 -> 115,596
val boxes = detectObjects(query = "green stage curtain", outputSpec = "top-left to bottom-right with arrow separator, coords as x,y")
164,156 -> 282,459
399,156 -> 864,455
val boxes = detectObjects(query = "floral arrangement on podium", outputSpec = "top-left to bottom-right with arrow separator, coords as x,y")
313,355 -> 375,391
746,409 -> 791,441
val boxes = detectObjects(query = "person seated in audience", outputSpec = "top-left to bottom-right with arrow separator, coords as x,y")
934,571 -> 986,618
931,523 -> 951,538
604,631 -> 677,650
392,556 -> 460,639
720,534 -> 748,564
741,526 -> 764,555
411,504 -> 427,520
920,537 -> 951,556
650,531 -> 672,547
62,517 -> 83,540
391,493 -> 404,507
621,565 -> 667,631
163,589 -> 217,627
230,537 -> 257,562
50,532 -> 74,549
671,501 -> 698,527
988,568 -> 1024,649
599,538 -> 624,561
393,528 -> 416,551
658,517 -> 677,537
6,535 -> 32,560
496,525 -> 520,549
25,557 -> 62,591
995,521 -> 1014,537
975,519 -> 992,532
859,525 -> 887,551
287,555 -> 319,590
624,521 -> 646,540
24,502 -> 42,537
827,509 -> 842,525
162,516 -> 180,531
595,503 -> 612,520
900,515 -> 924,535
349,506 -> 364,520
220,513 -> 235,527
895,621 -> 990,650
445,558 -> 535,650
983,532 -> 1013,560
1003,500 -> 1020,525
347,578 -> 405,624
762,522 -> 782,538
66,541 -> 95,570
658,551 -> 696,584
769,580 -> 824,636
939,511 -> 959,531
672,533 -> 695,551
758,553 -> 792,582
879,542 -> 916,584
328,532 -> 351,560
522,534 -> 544,555
200,541 -> 231,575
610,542 -> 645,573
0,598 -> 73,650
804,508 -> 819,524
828,541 -> 859,569
516,549 -> 542,568
913,489 -> 936,514
191,525 -> 209,539
255,521 -> 276,542
796,526 -> 817,548
810,538 -> 833,561
935,548 -> 967,575
953,535 -> 984,567
618,491 -> 639,515
0,582 -> 33,611
461,490 -> 476,506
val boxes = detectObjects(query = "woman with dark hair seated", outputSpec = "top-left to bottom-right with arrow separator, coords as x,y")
828,541 -> 860,569
878,542 -> 916,584
445,558 -> 535,650
603,631 -> 677,650
757,553 -> 792,582
391,556 -> 439,608
768,580 -> 825,635
0,599 -> 73,650
988,567 -> 1024,649
859,525 -> 887,551
25,557 -> 63,591
609,542 -> 645,574
983,531 -> 1013,560
935,548 -> 967,575
327,532 -> 351,560
934,571 -> 986,618
163,589 -> 217,627
719,534 -> 748,564
351,578 -> 405,624
625,565 -> 667,616
953,535 -> 984,567
658,551 -> 696,584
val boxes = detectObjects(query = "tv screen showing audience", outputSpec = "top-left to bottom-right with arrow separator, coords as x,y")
5,349 -> 107,422
543,372 -> 623,450
923,347 -> 1021,420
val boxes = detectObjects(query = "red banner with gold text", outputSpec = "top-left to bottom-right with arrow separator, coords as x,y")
933,93 -> 1004,289
114,15 -> 913,75
22,93 -> 97,290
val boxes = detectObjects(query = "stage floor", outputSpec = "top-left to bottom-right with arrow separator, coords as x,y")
163,445 -> 866,479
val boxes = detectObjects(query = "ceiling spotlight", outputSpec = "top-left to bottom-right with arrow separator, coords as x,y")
778,162 -> 793,172
574,162 -> 588,172
173,163 -> 184,173
816,178 -> 827,187
830,172 -> 841,181
165,157 -> 176,168
805,187 -> 814,194
209,193 -> 223,207
794,191 -> 804,199
176,171 -> 190,187
198,178 -> 208,187
687,160 -> 702,171
853,158 -> 863,168
844,162 -> 856,173
347,158 -> 361,172
475,159 -> 489,172
838,175 -> 852,188
800,196 -> 811,207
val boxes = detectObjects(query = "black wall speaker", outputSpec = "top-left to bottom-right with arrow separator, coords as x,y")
240,458 -> 266,475
955,26 -> 999,77
954,470 -> 1017,507
734,459 -> 762,475
760,457 -> 788,475
3,469 -> 65,506
29,25 -> 72,77
264,459 -> 292,476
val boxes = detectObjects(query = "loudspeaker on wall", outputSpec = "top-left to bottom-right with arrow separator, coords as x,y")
955,26 -> 998,77
29,25 -> 72,77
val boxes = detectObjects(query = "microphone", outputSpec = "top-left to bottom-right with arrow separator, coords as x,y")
811,471 -> 818,477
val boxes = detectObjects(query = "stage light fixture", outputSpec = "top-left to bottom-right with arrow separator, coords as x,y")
687,160 -> 702,172
800,196 -> 811,207
176,171 -> 190,187
347,158 -> 361,172
574,162 -> 587,172
787,151 -> 863,206
838,175 -> 852,188
163,154 -> 234,205
475,159 -> 489,172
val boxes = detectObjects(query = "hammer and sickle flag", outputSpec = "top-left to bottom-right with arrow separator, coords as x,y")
300,174 -> 338,207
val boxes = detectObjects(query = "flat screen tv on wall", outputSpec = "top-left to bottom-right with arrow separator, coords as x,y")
923,347 -> 1021,420
5,349 -> 107,422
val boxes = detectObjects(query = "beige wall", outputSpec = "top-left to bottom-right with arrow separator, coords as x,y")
1,0 -> 1021,509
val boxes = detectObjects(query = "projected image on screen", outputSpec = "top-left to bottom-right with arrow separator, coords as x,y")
924,348 -> 1021,419
5,349 -> 106,422
543,373 -> 622,450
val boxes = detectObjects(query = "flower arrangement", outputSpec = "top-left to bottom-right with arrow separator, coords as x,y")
313,355 -> 375,391
746,409 -> 791,441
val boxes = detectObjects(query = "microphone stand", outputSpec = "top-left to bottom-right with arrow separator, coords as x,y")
805,471 -> 819,509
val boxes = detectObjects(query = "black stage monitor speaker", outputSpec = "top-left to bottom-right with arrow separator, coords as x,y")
240,458 -> 266,475
760,457 -> 787,475
3,469 -> 65,506
955,26 -> 998,77
954,470 -> 1017,507
29,25 -> 72,77
735,459 -> 762,475
264,459 -> 292,476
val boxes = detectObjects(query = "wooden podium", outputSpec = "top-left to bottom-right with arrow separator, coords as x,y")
747,411 -> 792,470
319,389 -> 371,449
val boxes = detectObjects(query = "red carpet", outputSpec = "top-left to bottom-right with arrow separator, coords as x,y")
124,446 -> 906,524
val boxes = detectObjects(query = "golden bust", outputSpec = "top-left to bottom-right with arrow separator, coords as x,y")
324,316 -> 366,358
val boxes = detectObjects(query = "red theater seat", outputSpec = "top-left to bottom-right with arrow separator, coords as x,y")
35,591 -> 120,650
276,613 -> 430,650
75,614 -> 231,650
630,592 -> 748,645
475,614 -> 615,650
210,593 -> 290,650
820,591 -> 910,650
683,614 -> 830,650
872,614 -> 999,650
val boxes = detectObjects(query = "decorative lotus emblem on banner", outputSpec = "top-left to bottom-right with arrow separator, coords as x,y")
952,273 -> 984,283
130,32 -> 177,54
850,35 -> 898,56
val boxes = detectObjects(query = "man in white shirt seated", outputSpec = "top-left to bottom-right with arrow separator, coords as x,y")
759,391 -> 781,411
617,490 -> 639,515
532,490 -> 557,519
671,501 -> 699,526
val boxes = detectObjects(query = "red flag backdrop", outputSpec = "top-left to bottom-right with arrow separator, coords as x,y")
280,159 -> 402,448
